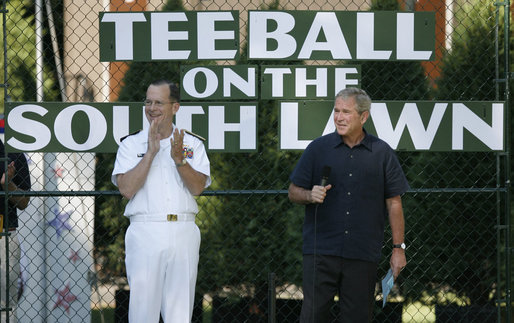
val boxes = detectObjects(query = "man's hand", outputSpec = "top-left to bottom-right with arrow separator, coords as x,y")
288,183 -> 332,205
147,119 -> 162,157
309,184 -> 332,203
1,161 -> 15,188
1,161 -> 29,210
170,128 -> 185,164
390,249 -> 406,280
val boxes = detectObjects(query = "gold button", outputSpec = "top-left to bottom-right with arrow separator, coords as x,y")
167,214 -> 178,221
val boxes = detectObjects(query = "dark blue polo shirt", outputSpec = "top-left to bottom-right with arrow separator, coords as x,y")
289,130 -> 409,263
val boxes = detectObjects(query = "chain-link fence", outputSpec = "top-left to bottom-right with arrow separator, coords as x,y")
0,0 -> 511,322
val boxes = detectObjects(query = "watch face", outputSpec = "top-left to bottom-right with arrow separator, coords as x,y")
401,243 -> 406,249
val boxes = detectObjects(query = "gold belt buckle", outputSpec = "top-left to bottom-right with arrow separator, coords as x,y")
167,214 -> 178,222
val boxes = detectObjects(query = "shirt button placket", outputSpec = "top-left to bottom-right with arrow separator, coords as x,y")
344,151 -> 354,236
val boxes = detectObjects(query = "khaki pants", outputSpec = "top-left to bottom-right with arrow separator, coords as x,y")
0,231 -> 20,323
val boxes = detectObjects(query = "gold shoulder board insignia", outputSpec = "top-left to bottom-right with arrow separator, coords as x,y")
120,129 -> 142,142
184,129 -> 206,141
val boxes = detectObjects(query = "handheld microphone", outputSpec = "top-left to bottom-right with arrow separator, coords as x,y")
320,166 -> 331,186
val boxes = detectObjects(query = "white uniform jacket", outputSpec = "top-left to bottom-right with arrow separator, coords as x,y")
111,126 -> 211,217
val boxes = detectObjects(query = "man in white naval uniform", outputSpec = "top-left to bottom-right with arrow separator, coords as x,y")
112,80 -> 211,323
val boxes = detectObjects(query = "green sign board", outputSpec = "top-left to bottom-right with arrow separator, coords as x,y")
279,101 -> 504,151
5,102 -> 258,153
99,10 -> 435,62
180,65 -> 258,100
248,11 -> 435,61
6,101 -> 503,153
99,11 -> 240,61
260,65 -> 361,99
180,64 -> 361,100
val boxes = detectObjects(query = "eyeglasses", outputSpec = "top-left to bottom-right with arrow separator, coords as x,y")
143,99 -> 177,107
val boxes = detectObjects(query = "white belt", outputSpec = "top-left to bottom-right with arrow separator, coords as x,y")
129,213 -> 195,222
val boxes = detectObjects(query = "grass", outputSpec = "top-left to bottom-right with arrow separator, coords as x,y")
403,302 -> 436,322
91,307 -> 213,323
89,301 -> 446,323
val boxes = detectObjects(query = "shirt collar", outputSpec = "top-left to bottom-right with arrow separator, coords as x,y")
331,128 -> 373,151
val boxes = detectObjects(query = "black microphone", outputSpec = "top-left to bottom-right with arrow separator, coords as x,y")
320,166 -> 331,186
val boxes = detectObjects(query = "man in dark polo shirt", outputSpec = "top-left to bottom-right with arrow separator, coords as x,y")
288,87 -> 409,322
0,139 -> 31,322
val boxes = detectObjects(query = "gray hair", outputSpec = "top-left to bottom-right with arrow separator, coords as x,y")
335,87 -> 372,114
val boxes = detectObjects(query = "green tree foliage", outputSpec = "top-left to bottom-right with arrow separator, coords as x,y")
402,0 -> 506,307
359,0 -> 431,101
196,2 -> 304,317
1,0 -> 61,105
435,0 -> 501,101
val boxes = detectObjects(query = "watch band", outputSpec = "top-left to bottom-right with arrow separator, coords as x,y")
393,243 -> 406,249
176,158 -> 187,167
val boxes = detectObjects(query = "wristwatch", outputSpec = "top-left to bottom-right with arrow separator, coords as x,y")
393,243 -> 406,250
176,158 -> 187,167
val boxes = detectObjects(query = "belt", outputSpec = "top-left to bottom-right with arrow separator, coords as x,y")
129,213 -> 195,222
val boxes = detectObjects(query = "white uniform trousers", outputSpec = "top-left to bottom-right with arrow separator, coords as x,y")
0,231 -> 20,323
125,219 -> 201,323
